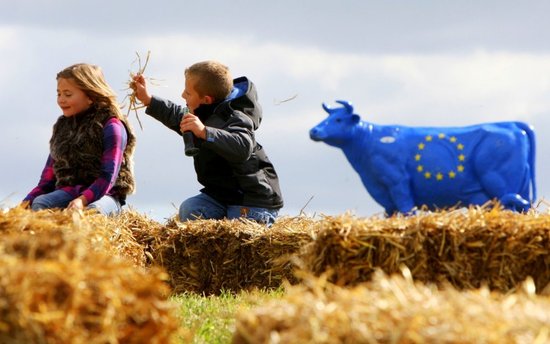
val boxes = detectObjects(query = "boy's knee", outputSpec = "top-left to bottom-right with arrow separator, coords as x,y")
178,208 -> 203,221
179,200 -> 201,221
228,207 -> 278,226
178,196 -> 224,221
249,209 -> 277,226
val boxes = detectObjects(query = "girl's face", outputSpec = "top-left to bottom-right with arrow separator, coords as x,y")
57,77 -> 93,117
181,76 -> 211,112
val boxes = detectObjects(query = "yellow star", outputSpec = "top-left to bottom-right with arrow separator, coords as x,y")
425,135 -> 433,141
417,165 -> 424,172
436,173 -> 443,181
448,171 -> 456,178
424,172 -> 431,179
458,154 -> 465,161
457,165 -> 464,172
450,136 -> 457,143
438,133 -> 445,139
457,143 -> 464,150
418,143 -> 425,150
415,154 -> 421,161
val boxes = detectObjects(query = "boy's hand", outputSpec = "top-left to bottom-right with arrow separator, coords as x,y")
132,74 -> 152,106
180,112 -> 207,140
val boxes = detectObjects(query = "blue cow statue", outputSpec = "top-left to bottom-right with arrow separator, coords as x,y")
309,100 -> 536,215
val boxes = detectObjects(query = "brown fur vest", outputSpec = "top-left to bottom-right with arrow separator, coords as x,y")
49,107 -> 136,198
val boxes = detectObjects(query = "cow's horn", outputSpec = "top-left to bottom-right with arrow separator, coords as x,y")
336,100 -> 353,114
322,102 -> 331,114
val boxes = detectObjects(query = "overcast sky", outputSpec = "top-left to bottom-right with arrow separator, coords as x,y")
1,1 -> 550,221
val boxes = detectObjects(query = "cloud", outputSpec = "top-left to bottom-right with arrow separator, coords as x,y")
1,24 -> 550,220
3,1 -> 550,54
139,33 -> 550,121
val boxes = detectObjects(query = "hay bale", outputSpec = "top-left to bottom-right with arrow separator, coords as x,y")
0,207 -> 114,259
297,205 -> 550,293
244,217 -> 318,289
149,216 -> 316,295
0,206 -> 86,235
232,270 -> 550,343
88,209 -> 164,267
0,207 -> 155,267
0,229 -> 182,343
0,208 -> 182,343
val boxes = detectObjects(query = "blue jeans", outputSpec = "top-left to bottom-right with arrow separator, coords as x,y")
179,193 -> 279,226
31,189 -> 122,216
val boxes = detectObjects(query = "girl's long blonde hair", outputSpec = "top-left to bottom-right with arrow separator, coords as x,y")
57,63 -> 124,118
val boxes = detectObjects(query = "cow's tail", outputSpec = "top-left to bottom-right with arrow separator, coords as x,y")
515,121 -> 537,203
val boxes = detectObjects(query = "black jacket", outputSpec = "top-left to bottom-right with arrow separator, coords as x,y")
146,76 -> 284,209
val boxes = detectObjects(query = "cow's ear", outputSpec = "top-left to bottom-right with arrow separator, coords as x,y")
352,114 -> 360,123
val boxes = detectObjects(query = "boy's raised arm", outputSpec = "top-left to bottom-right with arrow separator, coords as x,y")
146,96 -> 187,134
132,74 -> 152,106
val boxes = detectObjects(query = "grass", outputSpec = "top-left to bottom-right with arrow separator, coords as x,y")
172,288 -> 285,343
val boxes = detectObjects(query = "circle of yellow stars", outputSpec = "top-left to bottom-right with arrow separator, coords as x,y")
414,133 -> 465,181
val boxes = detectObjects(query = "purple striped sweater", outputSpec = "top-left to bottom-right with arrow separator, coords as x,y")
24,118 -> 128,205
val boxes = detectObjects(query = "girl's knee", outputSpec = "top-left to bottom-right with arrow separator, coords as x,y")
87,203 -> 120,216
31,194 -> 56,211
29,190 -> 72,211
30,199 -> 47,211
87,196 -> 122,216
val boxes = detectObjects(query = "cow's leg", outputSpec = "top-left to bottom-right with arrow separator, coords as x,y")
479,171 -> 529,209
367,154 -> 416,214
361,182 -> 398,215
388,182 -> 416,214
500,193 -> 530,212
475,131 -> 531,211
383,175 -> 415,214
478,172 -> 530,211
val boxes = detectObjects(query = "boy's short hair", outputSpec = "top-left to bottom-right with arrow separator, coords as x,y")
185,61 -> 233,102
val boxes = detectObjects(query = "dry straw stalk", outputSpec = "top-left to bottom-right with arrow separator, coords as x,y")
233,269 -> 550,343
0,207 -> 182,343
297,205 -> 550,294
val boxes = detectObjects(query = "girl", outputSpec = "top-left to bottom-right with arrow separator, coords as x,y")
23,63 -> 136,215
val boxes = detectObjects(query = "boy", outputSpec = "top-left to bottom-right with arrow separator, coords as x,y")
133,61 -> 283,225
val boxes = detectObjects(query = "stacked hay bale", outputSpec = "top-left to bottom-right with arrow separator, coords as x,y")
148,216 -> 316,295
89,209 -> 164,267
297,206 -> 550,293
0,207 -> 153,267
0,207 -> 181,343
232,269 -> 550,343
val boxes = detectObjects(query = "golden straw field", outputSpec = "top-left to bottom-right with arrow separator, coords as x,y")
1,203 -> 550,343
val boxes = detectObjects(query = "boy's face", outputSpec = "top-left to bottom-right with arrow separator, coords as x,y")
181,76 -> 210,112
57,77 -> 93,117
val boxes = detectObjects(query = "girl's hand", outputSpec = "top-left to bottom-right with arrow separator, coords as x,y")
67,196 -> 87,210
132,74 -> 152,106
180,112 -> 207,139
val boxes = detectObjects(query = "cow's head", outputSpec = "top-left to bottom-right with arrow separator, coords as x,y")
309,100 -> 361,147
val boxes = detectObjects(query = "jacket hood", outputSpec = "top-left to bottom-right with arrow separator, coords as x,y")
222,76 -> 262,130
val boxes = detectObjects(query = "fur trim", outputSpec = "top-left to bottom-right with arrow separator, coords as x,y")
50,107 -> 136,198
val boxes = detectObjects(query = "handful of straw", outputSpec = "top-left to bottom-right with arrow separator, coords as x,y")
123,51 -> 152,130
